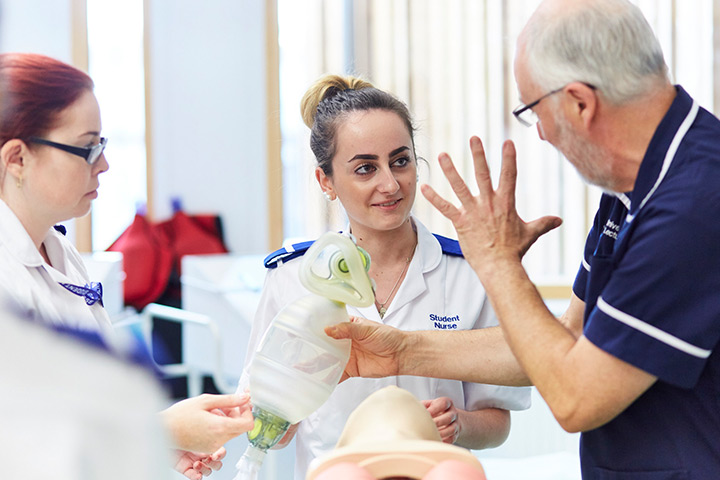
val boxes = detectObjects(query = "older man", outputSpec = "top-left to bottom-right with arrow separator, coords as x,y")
326,0 -> 720,478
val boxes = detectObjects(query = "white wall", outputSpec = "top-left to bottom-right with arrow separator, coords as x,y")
148,0 -> 269,255
0,0 -> 73,61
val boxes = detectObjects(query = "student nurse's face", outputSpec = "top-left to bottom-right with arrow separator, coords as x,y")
319,109 -> 417,234
25,90 -> 108,223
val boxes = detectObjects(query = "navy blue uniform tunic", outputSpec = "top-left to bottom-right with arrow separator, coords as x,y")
573,87 -> 720,479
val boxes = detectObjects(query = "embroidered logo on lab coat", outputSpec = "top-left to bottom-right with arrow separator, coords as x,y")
429,314 -> 460,330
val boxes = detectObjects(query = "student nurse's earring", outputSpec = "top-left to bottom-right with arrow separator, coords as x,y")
16,173 -> 22,188
323,191 -> 334,201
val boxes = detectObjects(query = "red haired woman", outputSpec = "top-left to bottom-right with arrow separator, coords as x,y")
0,53 -> 253,479
0,52 -> 111,333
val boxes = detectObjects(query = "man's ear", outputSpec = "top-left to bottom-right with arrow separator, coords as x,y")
315,166 -> 336,200
0,139 -> 27,179
565,82 -> 598,130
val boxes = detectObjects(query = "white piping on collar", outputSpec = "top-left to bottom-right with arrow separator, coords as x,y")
614,192 -> 631,210
626,99 -> 699,224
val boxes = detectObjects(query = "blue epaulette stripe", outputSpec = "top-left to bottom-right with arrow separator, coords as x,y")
433,233 -> 464,257
264,234 -> 463,269
264,240 -> 316,269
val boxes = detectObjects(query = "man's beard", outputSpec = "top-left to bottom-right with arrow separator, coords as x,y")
553,114 -> 619,191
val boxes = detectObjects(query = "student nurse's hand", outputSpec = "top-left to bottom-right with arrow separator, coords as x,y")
325,316 -> 406,381
422,397 -> 460,444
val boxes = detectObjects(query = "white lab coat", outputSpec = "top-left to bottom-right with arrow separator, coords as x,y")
242,218 -> 531,479
0,199 -> 112,338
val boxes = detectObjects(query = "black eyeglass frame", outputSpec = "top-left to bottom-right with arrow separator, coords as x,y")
512,83 -> 597,127
28,136 -> 108,165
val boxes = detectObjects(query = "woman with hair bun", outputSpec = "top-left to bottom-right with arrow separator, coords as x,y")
242,74 -> 531,478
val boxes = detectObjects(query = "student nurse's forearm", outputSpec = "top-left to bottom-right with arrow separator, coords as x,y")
400,327 -> 532,386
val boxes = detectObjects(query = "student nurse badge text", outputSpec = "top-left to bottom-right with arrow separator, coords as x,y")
429,313 -> 460,330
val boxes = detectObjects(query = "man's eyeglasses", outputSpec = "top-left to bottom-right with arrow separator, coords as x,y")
28,136 -> 108,165
512,83 -> 596,127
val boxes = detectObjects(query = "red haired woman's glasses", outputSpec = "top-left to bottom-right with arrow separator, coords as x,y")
28,136 -> 107,165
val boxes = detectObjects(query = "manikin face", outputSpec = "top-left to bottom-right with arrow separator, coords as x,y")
311,386 -> 487,480
23,89 -> 108,225
318,109 -> 417,235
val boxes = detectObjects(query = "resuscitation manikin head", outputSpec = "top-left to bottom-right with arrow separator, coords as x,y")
305,386 -> 487,480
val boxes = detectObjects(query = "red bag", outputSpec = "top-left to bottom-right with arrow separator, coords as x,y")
155,210 -> 228,276
106,214 -> 173,310
107,210 -> 229,310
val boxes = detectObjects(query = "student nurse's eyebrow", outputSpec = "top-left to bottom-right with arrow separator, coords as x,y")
389,146 -> 410,157
348,153 -> 378,162
348,145 -> 410,162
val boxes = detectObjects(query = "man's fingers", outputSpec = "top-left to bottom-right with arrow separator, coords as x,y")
325,320 -> 380,341
534,216 -> 563,235
497,140 -> 518,207
469,136 -> 494,200
527,216 -> 564,245
420,183 -> 459,221
437,152 -> 478,207
325,322 -> 353,340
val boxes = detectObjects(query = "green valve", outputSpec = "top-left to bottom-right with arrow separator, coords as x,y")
358,247 -> 370,270
248,418 -> 263,440
247,406 -> 291,451
336,247 -> 369,274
